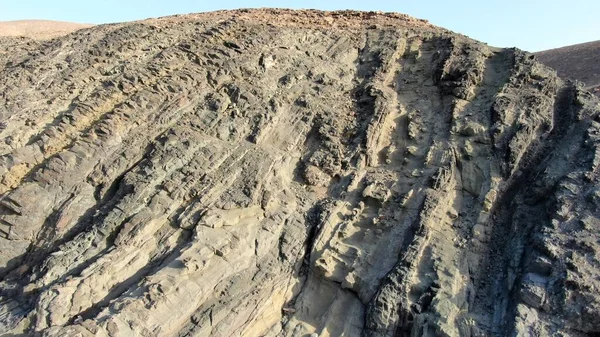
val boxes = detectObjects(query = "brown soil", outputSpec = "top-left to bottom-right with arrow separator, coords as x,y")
535,40 -> 600,95
0,20 -> 92,40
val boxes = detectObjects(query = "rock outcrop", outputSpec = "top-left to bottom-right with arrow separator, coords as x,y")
0,9 -> 599,337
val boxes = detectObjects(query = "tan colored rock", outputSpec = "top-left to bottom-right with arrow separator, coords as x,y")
0,8 -> 597,337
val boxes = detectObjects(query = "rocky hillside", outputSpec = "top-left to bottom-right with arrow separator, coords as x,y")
536,40 -> 600,96
0,9 -> 599,337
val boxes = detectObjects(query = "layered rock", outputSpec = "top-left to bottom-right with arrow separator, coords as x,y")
0,9 -> 598,337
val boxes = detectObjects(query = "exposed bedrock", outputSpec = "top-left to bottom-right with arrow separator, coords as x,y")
0,8 -> 598,337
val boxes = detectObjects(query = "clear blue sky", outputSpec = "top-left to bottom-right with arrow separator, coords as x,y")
0,0 -> 598,52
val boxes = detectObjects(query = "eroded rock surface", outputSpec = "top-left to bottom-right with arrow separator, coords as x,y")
0,8 -> 599,337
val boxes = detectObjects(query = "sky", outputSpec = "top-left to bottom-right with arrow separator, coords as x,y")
0,0 -> 598,52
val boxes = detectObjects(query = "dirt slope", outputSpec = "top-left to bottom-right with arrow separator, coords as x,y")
536,40 -> 600,96
0,20 -> 92,40
0,8 -> 599,337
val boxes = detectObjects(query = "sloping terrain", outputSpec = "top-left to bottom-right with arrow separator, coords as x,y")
0,8 -> 599,337
536,40 -> 600,96
0,20 -> 92,40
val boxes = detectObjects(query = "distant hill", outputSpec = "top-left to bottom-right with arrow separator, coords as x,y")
535,40 -> 600,96
0,20 -> 92,40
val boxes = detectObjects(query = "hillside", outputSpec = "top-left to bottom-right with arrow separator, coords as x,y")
536,40 -> 600,96
0,9 -> 599,337
0,20 -> 92,40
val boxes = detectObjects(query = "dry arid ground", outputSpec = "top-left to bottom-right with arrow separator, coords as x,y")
0,20 -> 92,40
0,8 -> 599,337
536,40 -> 600,96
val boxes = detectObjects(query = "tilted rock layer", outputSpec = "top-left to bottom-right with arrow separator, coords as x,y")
0,9 -> 599,337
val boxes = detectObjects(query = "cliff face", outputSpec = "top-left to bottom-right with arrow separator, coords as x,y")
0,9 -> 599,337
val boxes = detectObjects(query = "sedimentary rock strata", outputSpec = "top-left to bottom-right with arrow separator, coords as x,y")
0,9 -> 598,337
